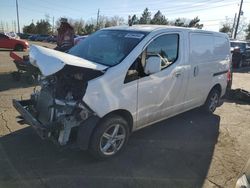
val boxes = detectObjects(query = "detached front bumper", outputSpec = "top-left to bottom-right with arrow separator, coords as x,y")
12,99 -> 60,139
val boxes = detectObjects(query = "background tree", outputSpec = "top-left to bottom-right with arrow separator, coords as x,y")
171,17 -> 203,29
188,16 -> 203,29
219,16 -> 247,39
131,15 -> 139,25
23,23 -> 36,34
150,10 -> 168,25
219,17 -> 233,37
219,23 -> 233,35
35,19 -> 51,34
83,24 -> 95,35
173,18 -> 186,27
139,8 -> 151,24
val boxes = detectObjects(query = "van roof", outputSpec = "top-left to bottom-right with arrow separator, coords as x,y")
103,25 -> 227,36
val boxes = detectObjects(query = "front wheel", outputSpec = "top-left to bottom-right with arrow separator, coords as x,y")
203,89 -> 220,113
89,115 -> 129,160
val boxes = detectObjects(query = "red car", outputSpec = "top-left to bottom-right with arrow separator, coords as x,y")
0,33 -> 29,51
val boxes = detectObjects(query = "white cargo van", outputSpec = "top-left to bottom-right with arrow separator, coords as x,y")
13,25 -> 231,159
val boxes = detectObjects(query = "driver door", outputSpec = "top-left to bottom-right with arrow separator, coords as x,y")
136,33 -> 188,128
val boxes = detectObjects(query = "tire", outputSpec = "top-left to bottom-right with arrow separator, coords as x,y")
15,44 -> 24,51
203,88 -> 220,113
89,115 -> 129,160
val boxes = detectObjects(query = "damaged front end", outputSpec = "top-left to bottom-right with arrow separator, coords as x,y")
13,45 -> 105,147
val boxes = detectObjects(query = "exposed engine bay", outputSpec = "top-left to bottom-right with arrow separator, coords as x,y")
28,65 -> 103,145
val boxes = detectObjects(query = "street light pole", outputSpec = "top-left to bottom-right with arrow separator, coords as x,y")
16,0 -> 20,33
234,0 -> 243,39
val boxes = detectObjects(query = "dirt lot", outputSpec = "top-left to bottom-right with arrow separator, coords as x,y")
0,42 -> 250,188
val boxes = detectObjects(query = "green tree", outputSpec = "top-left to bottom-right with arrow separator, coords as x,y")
23,23 -> 36,34
188,16 -> 203,29
150,10 -> 168,25
219,24 -> 232,34
36,19 -> 51,34
83,24 -> 95,34
245,23 -> 250,40
174,18 -> 186,27
139,8 -> 151,24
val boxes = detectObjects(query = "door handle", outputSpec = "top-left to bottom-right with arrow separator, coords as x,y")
174,71 -> 182,77
193,66 -> 199,77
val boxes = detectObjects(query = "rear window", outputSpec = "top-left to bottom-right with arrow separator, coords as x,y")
190,34 -> 214,63
190,33 -> 229,63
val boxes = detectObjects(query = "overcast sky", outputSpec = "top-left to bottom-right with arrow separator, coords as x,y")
1,0 -> 250,33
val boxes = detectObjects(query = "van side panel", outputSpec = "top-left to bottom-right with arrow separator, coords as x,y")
184,32 -> 230,109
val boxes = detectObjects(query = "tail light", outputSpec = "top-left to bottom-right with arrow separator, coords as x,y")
227,69 -> 231,82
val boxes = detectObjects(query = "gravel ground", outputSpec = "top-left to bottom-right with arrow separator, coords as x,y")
0,42 -> 250,188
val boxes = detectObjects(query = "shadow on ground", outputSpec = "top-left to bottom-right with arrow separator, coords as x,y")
0,72 -> 36,91
0,109 -> 220,188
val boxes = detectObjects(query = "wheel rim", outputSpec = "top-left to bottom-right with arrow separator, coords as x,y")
100,124 -> 126,156
209,92 -> 219,112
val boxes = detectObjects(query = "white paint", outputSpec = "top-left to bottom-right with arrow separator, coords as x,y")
29,45 -> 108,76
83,26 -> 230,131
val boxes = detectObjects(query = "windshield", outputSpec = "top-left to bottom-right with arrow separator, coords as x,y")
69,30 -> 148,66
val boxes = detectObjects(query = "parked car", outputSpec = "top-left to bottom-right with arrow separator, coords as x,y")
35,34 -> 50,42
13,25 -> 231,159
46,35 -> 57,43
0,33 -> 29,51
17,33 -> 31,39
5,32 -> 20,39
74,35 -> 88,45
28,34 -> 39,41
235,158 -> 250,188
230,40 -> 250,68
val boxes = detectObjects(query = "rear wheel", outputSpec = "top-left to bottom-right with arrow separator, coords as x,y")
89,115 -> 129,160
203,88 -> 220,113
15,44 -> 24,51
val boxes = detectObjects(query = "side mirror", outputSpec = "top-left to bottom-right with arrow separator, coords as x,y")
144,56 -> 161,75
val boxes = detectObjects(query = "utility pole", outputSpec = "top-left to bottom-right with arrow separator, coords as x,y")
231,13 -> 237,38
234,0 -> 243,39
96,9 -> 100,29
16,0 -> 20,33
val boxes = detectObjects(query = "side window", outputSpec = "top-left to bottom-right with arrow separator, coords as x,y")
146,34 -> 179,69
190,34 -> 213,63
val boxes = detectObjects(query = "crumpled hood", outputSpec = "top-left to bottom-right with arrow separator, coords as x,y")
29,45 -> 108,76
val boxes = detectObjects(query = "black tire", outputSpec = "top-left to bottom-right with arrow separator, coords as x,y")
11,71 -> 21,81
15,44 -> 24,51
89,115 -> 129,160
203,88 -> 220,113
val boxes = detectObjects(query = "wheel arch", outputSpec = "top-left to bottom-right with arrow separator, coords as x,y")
208,83 -> 222,98
100,109 -> 134,133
